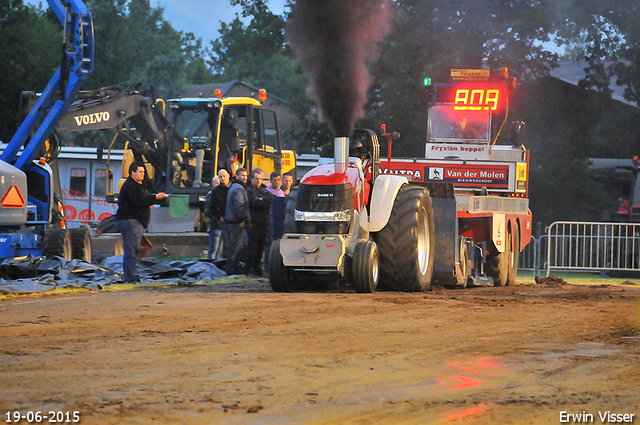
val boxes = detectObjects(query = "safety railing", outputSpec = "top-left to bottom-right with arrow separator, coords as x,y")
545,221 -> 640,276
518,235 -> 541,276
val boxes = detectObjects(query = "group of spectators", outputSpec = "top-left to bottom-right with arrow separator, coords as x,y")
114,161 -> 293,283
207,168 -> 294,276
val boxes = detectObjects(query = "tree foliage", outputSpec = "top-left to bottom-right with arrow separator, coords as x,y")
84,0 -> 187,97
3,0 -> 640,227
0,0 -> 210,142
363,0 -> 640,227
0,0 -> 59,141
208,3 -> 302,100
208,2 -> 317,149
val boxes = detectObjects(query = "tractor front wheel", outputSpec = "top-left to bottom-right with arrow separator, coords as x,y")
268,239 -> 290,292
352,240 -> 379,293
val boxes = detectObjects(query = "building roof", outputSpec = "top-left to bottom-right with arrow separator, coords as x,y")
550,60 -> 638,108
182,81 -> 288,105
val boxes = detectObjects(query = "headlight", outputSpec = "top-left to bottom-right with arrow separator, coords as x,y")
333,210 -> 351,222
294,209 -> 351,222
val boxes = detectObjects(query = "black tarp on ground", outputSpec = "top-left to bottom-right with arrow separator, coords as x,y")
0,256 -> 227,294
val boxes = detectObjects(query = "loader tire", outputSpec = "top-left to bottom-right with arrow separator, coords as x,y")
268,239 -> 290,292
69,226 -> 92,263
375,185 -> 435,292
352,240 -> 379,293
42,228 -> 72,259
487,229 -> 512,286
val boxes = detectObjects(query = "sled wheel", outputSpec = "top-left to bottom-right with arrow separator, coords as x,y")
507,226 -> 520,286
487,229 -> 511,286
459,240 -> 473,288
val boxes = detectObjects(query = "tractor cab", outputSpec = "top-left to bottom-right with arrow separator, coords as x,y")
428,106 -> 490,144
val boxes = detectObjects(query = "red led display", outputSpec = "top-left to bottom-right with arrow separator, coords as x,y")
454,89 -> 501,111
437,86 -> 505,111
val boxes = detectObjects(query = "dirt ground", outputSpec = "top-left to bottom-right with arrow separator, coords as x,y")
0,275 -> 639,425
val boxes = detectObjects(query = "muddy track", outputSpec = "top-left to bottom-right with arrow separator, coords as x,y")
0,279 -> 638,424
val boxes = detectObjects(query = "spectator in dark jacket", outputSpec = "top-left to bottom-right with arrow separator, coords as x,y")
224,168 -> 250,275
208,169 -> 231,259
266,171 -> 286,242
282,172 -> 294,197
115,163 -> 167,283
245,168 -> 272,276
206,175 -> 221,259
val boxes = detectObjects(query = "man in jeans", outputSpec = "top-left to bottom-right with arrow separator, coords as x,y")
206,175 -> 221,259
209,169 -> 231,259
224,168 -> 250,275
115,163 -> 167,283
265,171 -> 285,266
245,168 -> 272,276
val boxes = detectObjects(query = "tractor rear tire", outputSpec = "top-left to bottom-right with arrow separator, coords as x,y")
42,228 -> 72,259
376,185 -> 435,292
69,226 -> 92,263
268,239 -> 290,292
352,240 -> 379,293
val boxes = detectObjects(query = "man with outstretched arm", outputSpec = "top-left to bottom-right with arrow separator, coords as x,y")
115,163 -> 168,283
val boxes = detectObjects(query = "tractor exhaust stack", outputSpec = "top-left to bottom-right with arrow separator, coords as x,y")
334,137 -> 348,174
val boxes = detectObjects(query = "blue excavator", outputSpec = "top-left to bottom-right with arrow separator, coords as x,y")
0,0 -> 94,261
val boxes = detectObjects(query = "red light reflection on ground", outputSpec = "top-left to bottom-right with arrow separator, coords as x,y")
447,357 -> 503,374
432,358 -> 502,422
446,375 -> 484,390
443,357 -> 503,392
439,403 -> 493,423
446,363 -> 486,373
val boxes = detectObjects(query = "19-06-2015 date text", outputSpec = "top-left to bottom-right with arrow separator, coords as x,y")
5,411 -> 80,423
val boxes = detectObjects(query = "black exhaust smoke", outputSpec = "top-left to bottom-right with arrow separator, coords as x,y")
286,0 -> 393,137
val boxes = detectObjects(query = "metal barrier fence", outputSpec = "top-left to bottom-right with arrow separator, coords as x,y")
518,235 -> 541,275
545,221 -> 640,276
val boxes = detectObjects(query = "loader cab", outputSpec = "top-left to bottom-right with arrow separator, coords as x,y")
165,95 -> 294,191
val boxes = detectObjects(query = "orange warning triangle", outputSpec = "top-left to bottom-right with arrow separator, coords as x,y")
1,185 -> 25,208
